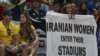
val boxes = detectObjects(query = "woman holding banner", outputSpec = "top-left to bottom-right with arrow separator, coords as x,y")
62,2 -> 76,19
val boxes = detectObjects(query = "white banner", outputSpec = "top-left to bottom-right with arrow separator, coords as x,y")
46,11 -> 98,56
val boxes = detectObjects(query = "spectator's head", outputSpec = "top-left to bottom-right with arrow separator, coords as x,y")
20,12 -> 32,25
2,8 -> 13,22
53,2 -> 61,12
20,12 -> 33,37
20,13 -> 27,23
63,2 -> 72,14
31,0 -> 41,9
78,2 -> 88,15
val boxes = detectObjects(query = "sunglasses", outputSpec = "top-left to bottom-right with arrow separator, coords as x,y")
7,28 -> 11,36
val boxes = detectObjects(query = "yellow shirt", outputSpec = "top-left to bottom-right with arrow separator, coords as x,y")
16,25 -> 35,42
0,21 -> 18,45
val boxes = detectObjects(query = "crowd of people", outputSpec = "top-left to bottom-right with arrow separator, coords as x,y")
0,0 -> 99,56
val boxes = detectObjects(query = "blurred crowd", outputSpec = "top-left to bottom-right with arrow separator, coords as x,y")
0,0 -> 99,56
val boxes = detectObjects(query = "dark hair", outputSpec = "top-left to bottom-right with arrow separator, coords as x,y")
78,2 -> 88,15
19,12 -> 33,39
3,8 -> 12,16
62,2 -> 72,14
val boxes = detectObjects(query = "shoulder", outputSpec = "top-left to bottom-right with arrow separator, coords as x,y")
0,21 -> 2,24
31,25 -> 35,30
10,22 -> 20,30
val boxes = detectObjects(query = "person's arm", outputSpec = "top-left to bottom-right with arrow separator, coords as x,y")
31,30 -> 39,47
28,30 -> 39,56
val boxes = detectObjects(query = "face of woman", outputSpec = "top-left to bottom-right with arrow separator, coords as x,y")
65,4 -> 72,14
20,14 -> 26,23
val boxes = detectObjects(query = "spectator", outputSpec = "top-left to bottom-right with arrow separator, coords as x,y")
28,0 -> 46,32
52,2 -> 61,13
0,8 -> 18,56
62,2 -> 76,19
62,2 -> 72,14
78,2 -> 88,15
94,5 -> 100,56
17,12 -> 39,56
0,2 -> 14,21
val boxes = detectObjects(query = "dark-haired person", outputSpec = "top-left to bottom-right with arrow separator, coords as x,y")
52,2 -> 61,13
62,3 -> 72,14
28,0 -> 46,32
17,12 -> 39,56
78,2 -> 88,15
0,8 -> 18,56
62,2 -> 77,19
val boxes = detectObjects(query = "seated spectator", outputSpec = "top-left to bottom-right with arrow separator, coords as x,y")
16,12 -> 39,56
0,8 -> 18,56
28,0 -> 46,32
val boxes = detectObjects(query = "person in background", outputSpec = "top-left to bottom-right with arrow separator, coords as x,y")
28,0 -> 46,32
95,6 -> 100,56
62,2 -> 72,14
52,2 -> 61,13
0,8 -> 18,56
62,2 -> 77,19
17,12 -> 39,56
0,2 -> 13,21
78,2 -> 88,15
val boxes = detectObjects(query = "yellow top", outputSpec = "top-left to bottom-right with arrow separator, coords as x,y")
16,25 -> 35,42
0,21 -> 18,45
